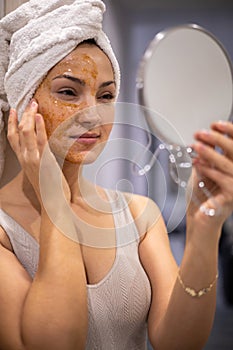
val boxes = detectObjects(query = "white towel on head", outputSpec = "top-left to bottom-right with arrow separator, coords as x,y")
0,0 -> 120,180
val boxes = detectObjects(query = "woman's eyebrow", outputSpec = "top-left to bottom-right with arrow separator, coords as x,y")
99,81 -> 115,88
52,74 -> 85,86
52,75 -> 115,89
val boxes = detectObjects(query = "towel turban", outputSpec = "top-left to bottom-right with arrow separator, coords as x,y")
0,0 -> 120,179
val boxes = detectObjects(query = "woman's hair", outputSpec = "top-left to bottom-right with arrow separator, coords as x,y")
81,38 -> 97,45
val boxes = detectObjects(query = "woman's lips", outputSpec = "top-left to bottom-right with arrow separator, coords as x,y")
70,133 -> 100,144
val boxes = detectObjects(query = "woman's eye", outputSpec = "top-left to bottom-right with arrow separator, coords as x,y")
58,89 -> 76,96
99,93 -> 115,102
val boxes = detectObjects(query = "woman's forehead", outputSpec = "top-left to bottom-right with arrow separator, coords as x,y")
49,44 -> 113,76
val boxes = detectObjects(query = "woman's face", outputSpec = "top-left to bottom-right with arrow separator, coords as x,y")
34,43 -> 116,164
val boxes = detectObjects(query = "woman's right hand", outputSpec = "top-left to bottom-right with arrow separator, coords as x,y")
7,100 -> 71,207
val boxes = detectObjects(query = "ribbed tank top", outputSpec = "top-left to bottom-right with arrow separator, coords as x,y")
0,190 -> 151,349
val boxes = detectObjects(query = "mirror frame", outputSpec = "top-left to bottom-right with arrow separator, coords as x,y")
136,23 -> 233,147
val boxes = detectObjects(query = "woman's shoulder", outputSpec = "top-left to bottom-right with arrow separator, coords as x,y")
121,191 -> 163,234
0,181 -> 14,207
123,191 -> 160,213
0,186 -> 9,221
0,185 -> 16,216
0,180 -> 29,215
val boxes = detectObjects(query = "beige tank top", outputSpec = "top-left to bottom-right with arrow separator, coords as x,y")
0,190 -> 151,349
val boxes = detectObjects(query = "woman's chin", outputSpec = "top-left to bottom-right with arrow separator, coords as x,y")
63,150 -> 101,165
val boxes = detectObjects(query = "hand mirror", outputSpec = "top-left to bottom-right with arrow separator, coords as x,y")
136,24 -> 233,215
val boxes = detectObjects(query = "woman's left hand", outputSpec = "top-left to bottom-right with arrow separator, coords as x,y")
187,120 -> 233,234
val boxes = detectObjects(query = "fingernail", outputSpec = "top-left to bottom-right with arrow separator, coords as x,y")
31,99 -> 37,108
35,114 -> 42,122
194,129 -> 209,137
196,142 -> 206,150
9,108 -> 16,117
213,120 -> 228,132
200,143 -> 206,150
200,129 -> 210,134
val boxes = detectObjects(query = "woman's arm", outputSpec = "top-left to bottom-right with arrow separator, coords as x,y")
0,219 -> 87,350
140,121 -> 233,350
0,102 -> 88,350
141,212 -> 219,350
21,207 -> 88,350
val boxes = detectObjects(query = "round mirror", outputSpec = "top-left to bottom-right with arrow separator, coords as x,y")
136,24 -> 233,216
137,24 -> 233,147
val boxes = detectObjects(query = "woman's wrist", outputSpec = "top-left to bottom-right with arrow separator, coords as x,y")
184,232 -> 219,270
186,211 -> 222,242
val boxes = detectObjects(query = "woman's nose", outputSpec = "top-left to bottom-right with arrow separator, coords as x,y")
76,103 -> 102,129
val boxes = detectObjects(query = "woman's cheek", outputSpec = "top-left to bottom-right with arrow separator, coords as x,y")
42,110 -> 65,138
37,101 -> 73,139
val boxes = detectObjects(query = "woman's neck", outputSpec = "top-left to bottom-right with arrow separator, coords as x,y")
5,161 -> 83,208
62,160 -> 82,198
3,161 -> 108,213
62,161 -> 110,212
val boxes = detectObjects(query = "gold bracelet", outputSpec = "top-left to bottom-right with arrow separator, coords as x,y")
177,271 -> 219,298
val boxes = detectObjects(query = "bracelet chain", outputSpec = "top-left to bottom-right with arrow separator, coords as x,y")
177,271 -> 219,298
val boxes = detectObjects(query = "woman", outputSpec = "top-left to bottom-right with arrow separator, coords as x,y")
0,1 -> 233,349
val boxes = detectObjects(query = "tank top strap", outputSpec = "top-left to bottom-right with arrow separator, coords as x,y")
104,189 -> 140,247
